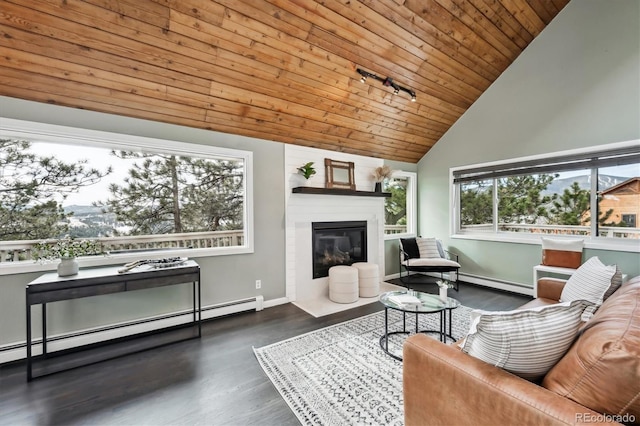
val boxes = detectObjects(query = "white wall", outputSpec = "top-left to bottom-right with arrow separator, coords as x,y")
417,0 -> 640,288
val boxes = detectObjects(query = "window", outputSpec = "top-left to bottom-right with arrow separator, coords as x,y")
459,179 -> 493,233
621,214 -> 637,228
452,142 -> 639,250
383,171 -> 417,238
0,119 -> 253,273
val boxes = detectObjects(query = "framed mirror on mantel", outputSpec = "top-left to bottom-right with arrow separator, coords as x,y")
325,158 -> 355,190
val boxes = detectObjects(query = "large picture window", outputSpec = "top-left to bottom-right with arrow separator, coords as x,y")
452,142 -> 639,250
0,119 -> 253,274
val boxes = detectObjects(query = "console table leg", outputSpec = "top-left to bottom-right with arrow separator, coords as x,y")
197,278 -> 202,337
42,303 -> 47,356
26,300 -> 32,381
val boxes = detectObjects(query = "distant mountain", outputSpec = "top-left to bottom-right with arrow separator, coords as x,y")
62,205 -> 125,238
63,205 -> 104,215
543,174 -> 629,195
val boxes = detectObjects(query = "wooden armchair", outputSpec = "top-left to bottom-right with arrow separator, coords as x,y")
399,237 -> 460,291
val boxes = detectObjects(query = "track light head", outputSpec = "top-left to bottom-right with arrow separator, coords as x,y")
356,68 -> 415,101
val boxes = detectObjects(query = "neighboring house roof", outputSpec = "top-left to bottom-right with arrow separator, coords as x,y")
599,177 -> 640,195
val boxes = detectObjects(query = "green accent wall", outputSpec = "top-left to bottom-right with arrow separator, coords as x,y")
416,0 -> 640,287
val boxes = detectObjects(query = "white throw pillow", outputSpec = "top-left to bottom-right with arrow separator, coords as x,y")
560,256 -> 620,306
415,237 -> 441,259
461,300 -> 592,381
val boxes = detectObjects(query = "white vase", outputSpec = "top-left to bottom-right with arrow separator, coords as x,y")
57,257 -> 79,277
439,287 -> 448,302
290,173 -> 309,188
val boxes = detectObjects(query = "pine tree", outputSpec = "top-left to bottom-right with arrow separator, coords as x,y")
497,174 -> 557,225
0,139 -> 108,240
459,180 -> 493,225
99,151 -> 244,235
548,182 -> 615,226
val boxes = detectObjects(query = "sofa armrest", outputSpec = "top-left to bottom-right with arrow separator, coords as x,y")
537,277 -> 567,301
403,334 -> 614,425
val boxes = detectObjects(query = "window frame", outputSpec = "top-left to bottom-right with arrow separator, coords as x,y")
450,140 -> 639,253
0,118 -> 254,275
383,170 -> 417,240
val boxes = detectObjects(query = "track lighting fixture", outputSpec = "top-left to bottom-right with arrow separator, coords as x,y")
356,68 -> 416,102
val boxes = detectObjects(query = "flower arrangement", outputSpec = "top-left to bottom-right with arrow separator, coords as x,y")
436,279 -> 455,289
297,162 -> 316,179
372,165 -> 393,182
33,237 -> 106,261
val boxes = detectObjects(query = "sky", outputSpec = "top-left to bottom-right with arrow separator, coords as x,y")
31,142 -> 137,207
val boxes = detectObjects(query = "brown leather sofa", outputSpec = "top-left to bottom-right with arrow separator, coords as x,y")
403,275 -> 640,425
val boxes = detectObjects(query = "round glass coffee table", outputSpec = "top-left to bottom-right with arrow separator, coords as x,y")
379,290 -> 461,361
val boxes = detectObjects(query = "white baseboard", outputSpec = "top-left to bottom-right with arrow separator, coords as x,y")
458,273 -> 533,296
0,295 -> 289,364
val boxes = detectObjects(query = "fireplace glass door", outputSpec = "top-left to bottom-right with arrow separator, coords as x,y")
312,221 -> 367,279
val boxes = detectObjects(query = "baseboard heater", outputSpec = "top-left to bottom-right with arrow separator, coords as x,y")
0,295 -> 264,364
395,271 -> 533,296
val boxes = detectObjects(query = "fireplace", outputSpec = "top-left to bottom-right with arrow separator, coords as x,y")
312,221 -> 367,279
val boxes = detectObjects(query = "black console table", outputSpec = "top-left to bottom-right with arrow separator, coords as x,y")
26,260 -> 201,381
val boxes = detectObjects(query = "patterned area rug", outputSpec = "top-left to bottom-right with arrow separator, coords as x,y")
254,305 -> 472,426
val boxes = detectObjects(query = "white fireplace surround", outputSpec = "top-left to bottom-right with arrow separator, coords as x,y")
284,145 -> 386,311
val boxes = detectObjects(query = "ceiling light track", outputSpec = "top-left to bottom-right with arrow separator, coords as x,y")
356,68 -> 416,102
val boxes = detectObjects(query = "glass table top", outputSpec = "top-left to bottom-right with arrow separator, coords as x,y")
379,290 -> 460,313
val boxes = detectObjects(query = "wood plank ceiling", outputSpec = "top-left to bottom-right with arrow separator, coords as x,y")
0,0 -> 570,163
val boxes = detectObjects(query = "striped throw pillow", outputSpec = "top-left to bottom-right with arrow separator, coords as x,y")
416,237 -> 441,258
461,300 -> 592,381
560,256 -> 620,306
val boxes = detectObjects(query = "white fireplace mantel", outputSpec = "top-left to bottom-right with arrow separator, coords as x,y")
284,145 -> 386,310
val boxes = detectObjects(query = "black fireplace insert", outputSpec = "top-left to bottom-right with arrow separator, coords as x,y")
312,221 -> 367,279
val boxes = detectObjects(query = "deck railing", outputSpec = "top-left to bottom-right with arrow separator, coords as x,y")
459,223 -> 639,238
383,225 -> 407,235
0,230 -> 245,263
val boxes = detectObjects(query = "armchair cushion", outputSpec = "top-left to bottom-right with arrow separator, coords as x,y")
399,238 -> 420,259
416,237 -> 441,258
461,300 -> 592,381
404,258 -> 460,268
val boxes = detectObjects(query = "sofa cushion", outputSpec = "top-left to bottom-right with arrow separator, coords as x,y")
461,300 -> 592,381
560,256 -> 622,306
541,237 -> 583,268
542,276 -> 640,419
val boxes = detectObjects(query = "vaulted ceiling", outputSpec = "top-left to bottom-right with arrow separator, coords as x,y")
0,0 -> 570,163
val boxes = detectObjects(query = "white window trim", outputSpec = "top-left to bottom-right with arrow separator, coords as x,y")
0,118 -> 254,275
449,139 -> 640,253
384,170 -> 417,240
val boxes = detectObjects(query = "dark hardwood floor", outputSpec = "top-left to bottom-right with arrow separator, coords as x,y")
0,281 -> 530,426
